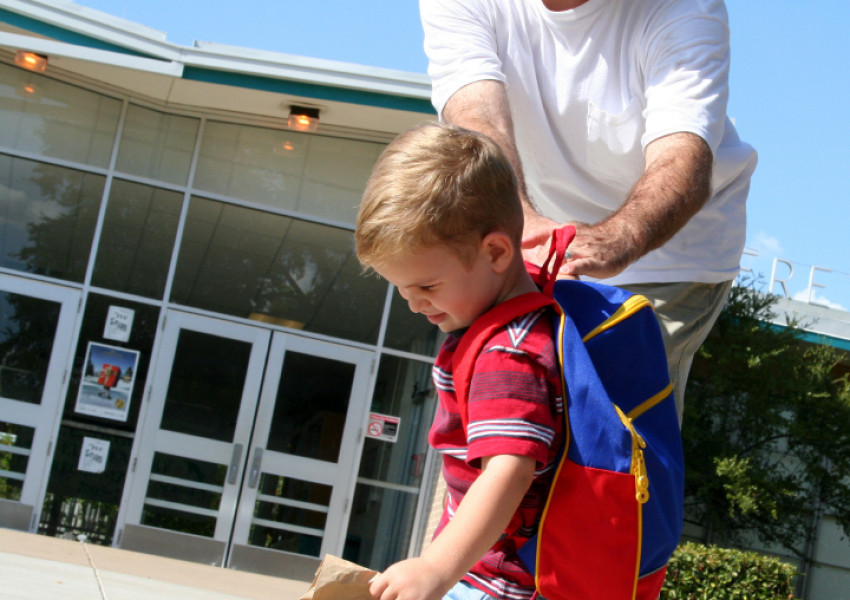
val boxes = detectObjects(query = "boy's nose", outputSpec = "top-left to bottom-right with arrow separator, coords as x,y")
407,294 -> 429,314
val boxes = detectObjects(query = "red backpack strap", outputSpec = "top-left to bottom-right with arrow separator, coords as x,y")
452,292 -> 556,430
525,225 -> 576,295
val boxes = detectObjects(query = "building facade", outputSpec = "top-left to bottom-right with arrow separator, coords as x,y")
0,0 -> 441,582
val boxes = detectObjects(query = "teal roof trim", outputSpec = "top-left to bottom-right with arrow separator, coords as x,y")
799,330 -> 850,352
767,322 -> 850,352
0,9 -> 153,59
182,66 -> 436,114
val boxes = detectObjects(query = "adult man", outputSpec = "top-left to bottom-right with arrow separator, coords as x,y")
420,0 -> 757,419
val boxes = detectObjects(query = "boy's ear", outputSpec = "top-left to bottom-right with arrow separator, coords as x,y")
481,231 -> 515,273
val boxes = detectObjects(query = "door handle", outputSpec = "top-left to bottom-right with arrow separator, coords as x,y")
248,447 -> 264,489
227,443 -> 243,485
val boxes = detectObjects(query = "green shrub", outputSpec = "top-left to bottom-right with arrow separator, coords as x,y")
660,542 -> 798,600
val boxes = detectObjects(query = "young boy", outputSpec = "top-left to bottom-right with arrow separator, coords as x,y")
355,122 -> 564,600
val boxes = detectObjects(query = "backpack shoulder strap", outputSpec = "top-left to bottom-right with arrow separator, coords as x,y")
452,292 -> 556,430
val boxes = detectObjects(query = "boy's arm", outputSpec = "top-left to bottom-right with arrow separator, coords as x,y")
369,453 -> 537,600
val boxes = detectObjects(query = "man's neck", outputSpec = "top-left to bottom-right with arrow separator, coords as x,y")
542,0 -> 591,11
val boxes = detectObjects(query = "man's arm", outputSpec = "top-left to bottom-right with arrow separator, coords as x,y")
562,131 -> 713,279
369,453 -> 536,600
443,80 -> 561,261
444,83 -> 713,281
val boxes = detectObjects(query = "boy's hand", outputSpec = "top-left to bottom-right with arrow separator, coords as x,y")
369,557 -> 450,600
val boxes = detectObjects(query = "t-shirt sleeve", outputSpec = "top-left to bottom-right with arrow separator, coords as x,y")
464,333 -> 559,468
641,0 -> 732,153
420,0 -> 506,117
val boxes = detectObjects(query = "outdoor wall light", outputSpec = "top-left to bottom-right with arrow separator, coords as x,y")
15,51 -> 48,73
287,106 -> 320,132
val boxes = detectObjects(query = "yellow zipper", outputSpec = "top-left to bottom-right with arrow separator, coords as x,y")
615,405 -> 650,504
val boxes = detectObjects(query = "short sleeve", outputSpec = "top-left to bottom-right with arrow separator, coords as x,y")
420,0 -> 507,116
464,330 -> 560,469
641,0 -> 731,153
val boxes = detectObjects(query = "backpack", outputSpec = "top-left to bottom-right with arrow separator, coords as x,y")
452,227 -> 684,600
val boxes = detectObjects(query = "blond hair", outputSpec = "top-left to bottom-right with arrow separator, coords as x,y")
355,122 -> 522,268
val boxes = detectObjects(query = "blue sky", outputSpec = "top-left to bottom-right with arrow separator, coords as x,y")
71,0 -> 850,310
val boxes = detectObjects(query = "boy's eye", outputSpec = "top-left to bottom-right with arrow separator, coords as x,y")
419,285 -> 435,292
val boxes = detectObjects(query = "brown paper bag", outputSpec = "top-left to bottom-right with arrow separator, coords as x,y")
299,554 -> 379,600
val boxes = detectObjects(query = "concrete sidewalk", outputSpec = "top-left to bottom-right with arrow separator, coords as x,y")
0,529 -> 312,599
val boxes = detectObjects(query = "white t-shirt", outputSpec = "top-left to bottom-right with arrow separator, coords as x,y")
421,0 -> 758,286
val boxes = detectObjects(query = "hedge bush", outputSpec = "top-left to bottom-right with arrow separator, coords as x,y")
660,542 -> 798,600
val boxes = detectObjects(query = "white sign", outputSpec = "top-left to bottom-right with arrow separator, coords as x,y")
104,306 -> 135,342
366,413 -> 401,443
78,437 -> 110,474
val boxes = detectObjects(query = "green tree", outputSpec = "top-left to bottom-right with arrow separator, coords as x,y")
682,279 -> 850,558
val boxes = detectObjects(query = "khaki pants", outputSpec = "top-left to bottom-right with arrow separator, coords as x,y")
622,280 -> 733,424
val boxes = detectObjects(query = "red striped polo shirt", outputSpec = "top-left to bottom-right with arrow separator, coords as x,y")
429,307 -> 564,600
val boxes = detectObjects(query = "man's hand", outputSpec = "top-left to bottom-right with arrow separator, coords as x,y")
522,132 -> 713,281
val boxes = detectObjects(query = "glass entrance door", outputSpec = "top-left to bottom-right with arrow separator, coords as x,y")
0,274 -> 81,531
119,310 -> 372,574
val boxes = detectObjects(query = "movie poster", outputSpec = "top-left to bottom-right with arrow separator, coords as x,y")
74,342 -> 141,421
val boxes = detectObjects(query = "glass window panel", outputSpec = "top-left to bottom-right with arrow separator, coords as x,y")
384,288 -> 443,356
38,426 -> 130,545
344,484 -> 419,571
266,351 -> 355,461
0,291 -> 61,404
140,452 -> 224,537
194,121 -> 303,209
115,104 -> 199,185
249,474 -> 331,557
194,121 -> 384,224
160,330 -> 251,441
296,135 -> 384,224
171,197 -> 385,344
0,62 -> 121,167
0,155 -> 105,281
91,180 -> 182,298
0,422 -> 34,501
359,356 -> 436,487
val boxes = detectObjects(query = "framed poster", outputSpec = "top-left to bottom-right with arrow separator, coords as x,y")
74,342 -> 141,421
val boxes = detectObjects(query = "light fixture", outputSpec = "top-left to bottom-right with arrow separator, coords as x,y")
287,105 -> 320,133
15,51 -> 48,73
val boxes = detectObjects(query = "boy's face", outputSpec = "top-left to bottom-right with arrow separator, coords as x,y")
374,239 -> 509,333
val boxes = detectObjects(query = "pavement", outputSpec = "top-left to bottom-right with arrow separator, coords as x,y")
0,528 -> 313,599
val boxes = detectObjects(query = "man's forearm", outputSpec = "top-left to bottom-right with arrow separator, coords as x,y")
442,80 -> 535,214
562,131 -> 713,280
614,132 -> 712,257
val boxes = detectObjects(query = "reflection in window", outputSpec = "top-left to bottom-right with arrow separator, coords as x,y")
171,197 -> 386,344
345,484 -> 420,571
347,355 -> 437,570
0,62 -> 121,168
249,474 -> 331,557
91,180 -> 182,298
384,289 -> 443,356
141,452 -> 225,538
115,104 -> 199,185
0,291 -> 61,405
38,426 -> 130,546
160,329 -> 251,442
194,120 -> 384,225
266,351 -> 355,462
0,422 -> 34,501
359,356 -> 435,487
0,155 -> 104,281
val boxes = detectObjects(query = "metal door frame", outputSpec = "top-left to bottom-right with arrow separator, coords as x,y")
0,273 -> 81,531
